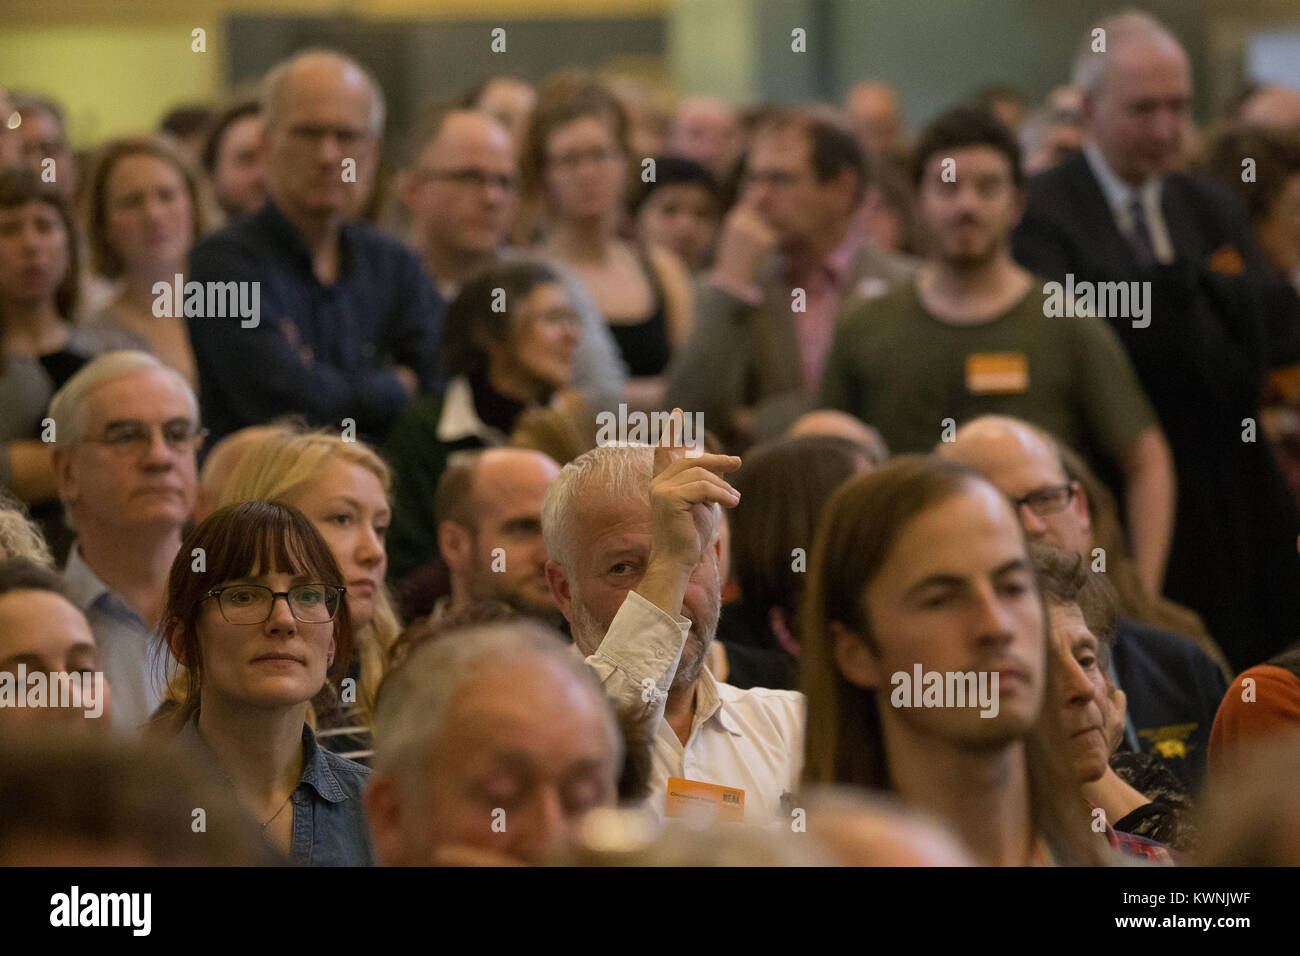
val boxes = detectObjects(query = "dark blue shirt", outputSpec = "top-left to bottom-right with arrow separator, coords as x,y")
187,199 -> 443,442
176,711 -> 374,866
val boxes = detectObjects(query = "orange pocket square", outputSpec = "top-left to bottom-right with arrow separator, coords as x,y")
1208,245 -> 1245,275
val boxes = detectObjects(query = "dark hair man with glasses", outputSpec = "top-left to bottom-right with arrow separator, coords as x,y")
819,106 -> 1176,601
401,105 -> 625,413
938,414 -> 1227,790
48,350 -> 202,731
188,49 -> 444,444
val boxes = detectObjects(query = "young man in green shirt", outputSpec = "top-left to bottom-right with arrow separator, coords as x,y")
819,107 -> 1176,597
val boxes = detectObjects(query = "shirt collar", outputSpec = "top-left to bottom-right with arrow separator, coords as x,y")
436,375 -> 504,444
258,199 -> 355,280
692,666 -> 743,737
783,230 -> 861,288
62,542 -> 116,612
177,710 -> 350,805
1083,140 -> 1161,213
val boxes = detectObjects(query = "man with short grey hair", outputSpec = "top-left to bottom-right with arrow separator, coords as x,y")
542,417 -> 804,827
365,618 -> 622,865
50,351 -> 201,731
1013,10 -> 1300,672
189,49 -> 443,443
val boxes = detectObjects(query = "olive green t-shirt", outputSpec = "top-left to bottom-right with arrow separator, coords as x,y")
818,278 -> 1157,460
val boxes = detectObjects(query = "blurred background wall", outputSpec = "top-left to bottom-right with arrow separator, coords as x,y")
3,0 -> 1299,149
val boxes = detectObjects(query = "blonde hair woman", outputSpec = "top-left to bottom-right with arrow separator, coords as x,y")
218,430 -> 398,762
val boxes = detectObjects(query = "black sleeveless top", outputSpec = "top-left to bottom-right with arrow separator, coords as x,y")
606,251 -> 671,377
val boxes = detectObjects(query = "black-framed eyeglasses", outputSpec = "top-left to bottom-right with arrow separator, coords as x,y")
416,167 -> 519,192
203,584 -> 346,625
1009,482 -> 1077,518
83,418 -> 207,454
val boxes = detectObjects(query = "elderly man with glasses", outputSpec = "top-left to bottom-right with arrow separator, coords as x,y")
938,414 -> 1228,791
49,350 -> 203,732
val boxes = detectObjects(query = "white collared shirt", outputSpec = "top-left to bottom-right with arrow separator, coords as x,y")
1082,141 -> 1175,264
584,590 -> 805,827
434,375 -> 507,445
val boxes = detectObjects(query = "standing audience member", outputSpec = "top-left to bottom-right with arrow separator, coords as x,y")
154,500 -> 372,865
11,94 -> 78,201
200,100 -> 266,225
83,137 -> 205,389
669,107 -> 914,446
524,73 -> 694,413
463,76 -> 537,147
632,156 -> 721,273
50,350 -> 201,731
366,616 -> 622,865
542,423 -> 804,826
157,103 -> 216,171
845,82 -> 905,159
188,49 -> 443,443
219,431 -> 401,762
402,106 -> 624,411
664,97 -> 744,183
385,261 -> 580,582
1013,11 -> 1300,671
820,107 -> 1176,597
0,170 -> 142,558
800,456 -> 1108,864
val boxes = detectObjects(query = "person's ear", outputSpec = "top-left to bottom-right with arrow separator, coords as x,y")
437,520 -> 473,575
830,620 -> 883,690
1070,481 -> 1092,537
164,619 -> 190,668
51,447 -> 77,509
364,774 -> 407,867
545,559 -> 574,621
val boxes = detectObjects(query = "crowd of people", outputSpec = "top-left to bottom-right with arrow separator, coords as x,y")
4,8 -> 1300,867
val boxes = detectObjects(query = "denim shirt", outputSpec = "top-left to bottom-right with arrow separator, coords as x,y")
176,711 -> 374,866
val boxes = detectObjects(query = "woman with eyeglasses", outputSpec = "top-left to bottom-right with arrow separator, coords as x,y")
0,169 -> 143,557
521,71 -> 693,413
153,499 -> 373,866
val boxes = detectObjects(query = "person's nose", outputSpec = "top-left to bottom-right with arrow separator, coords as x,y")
1059,648 -> 1095,708
1018,503 -> 1049,538
512,786 -> 569,863
264,592 -> 298,636
140,426 -> 176,468
356,523 -> 384,570
970,581 -> 1016,650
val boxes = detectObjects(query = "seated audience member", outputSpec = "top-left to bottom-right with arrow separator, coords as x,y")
719,435 -> 872,690
0,170 -> 142,556
218,431 -> 401,763
508,399 -> 600,467
664,96 -> 744,183
49,351 -> 200,731
844,81 -> 905,160
0,557 -> 112,730
1195,740 -> 1300,866
632,156 -> 721,273
193,421 -> 302,522
153,500 -> 372,865
1031,543 -> 1177,861
411,448 -> 564,629
786,409 -> 890,460
188,49 -> 443,443
938,415 -> 1228,790
541,417 -> 804,826
385,260 -> 580,582
0,488 -> 53,566
1234,84 -> 1300,133
462,75 -> 537,147
201,99 -> 266,224
11,94 -> 78,201
402,105 -> 624,411
800,455 -> 1107,865
1207,639 -> 1300,780
158,103 -> 216,170
820,106 -> 1177,598
0,734 -> 270,865
1018,106 -> 1084,177
523,72 -> 694,412
668,106 -> 914,447
1013,12 -> 1300,672
83,136 -> 205,389
366,615 -> 622,866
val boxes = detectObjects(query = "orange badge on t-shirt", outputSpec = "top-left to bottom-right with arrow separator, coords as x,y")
665,777 -> 745,824
966,353 -> 1029,395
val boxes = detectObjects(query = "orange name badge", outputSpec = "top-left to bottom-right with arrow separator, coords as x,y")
965,352 -> 1029,395
665,777 -> 745,823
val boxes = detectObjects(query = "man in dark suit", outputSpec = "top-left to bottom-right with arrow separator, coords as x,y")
1013,11 -> 1300,672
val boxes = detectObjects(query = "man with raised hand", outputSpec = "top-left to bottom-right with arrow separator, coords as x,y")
542,410 -> 804,826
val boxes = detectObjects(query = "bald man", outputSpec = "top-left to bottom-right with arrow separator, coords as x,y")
402,108 -> 624,411
430,448 -> 564,629
1237,85 -> 1300,133
189,49 -> 444,444
938,415 -> 1228,789
845,82 -> 903,157
665,97 -> 743,182
1013,12 -> 1300,672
